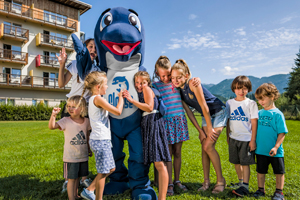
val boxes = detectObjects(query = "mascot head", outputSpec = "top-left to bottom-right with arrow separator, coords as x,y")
94,7 -> 145,70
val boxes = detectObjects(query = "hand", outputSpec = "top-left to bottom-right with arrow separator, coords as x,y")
208,129 -> 219,142
56,48 -> 67,65
249,140 -> 256,151
269,147 -> 278,157
88,149 -> 93,157
191,77 -> 201,87
122,90 -> 133,103
198,128 -> 207,144
118,89 -> 124,99
52,107 -> 61,116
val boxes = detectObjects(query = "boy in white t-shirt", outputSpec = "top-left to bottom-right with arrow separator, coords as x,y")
226,75 -> 258,197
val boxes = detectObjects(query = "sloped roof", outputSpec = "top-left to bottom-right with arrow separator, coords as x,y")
49,0 -> 92,15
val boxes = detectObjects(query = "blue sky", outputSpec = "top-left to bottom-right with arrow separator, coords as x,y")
80,0 -> 300,84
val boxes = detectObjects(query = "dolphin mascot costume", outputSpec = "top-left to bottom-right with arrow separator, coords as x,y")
72,7 -> 157,200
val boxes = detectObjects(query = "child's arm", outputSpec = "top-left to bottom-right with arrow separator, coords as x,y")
249,118 -> 257,151
269,133 -> 285,157
190,80 -> 216,141
123,87 -> 154,112
57,48 -> 72,88
94,91 -> 124,116
182,101 -> 207,143
48,107 -> 61,129
87,130 -> 92,157
226,120 -> 230,145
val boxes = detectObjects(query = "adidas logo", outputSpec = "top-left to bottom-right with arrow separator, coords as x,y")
70,130 -> 87,145
230,106 -> 249,122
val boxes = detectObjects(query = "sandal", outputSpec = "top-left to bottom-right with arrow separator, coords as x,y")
167,184 -> 174,196
174,180 -> 188,192
212,178 -> 226,194
198,179 -> 210,191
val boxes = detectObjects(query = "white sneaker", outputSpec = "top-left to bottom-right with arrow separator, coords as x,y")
81,188 -> 95,200
61,181 -> 68,193
80,178 -> 92,188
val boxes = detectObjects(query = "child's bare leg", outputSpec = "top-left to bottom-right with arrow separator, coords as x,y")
201,143 -> 210,181
67,178 -> 76,200
85,179 -> 96,192
276,174 -> 284,190
257,173 -> 265,188
167,144 -> 173,195
74,178 -> 80,198
154,165 -> 158,186
154,161 -> 168,200
173,142 -> 182,182
95,168 -> 115,200
242,165 -> 250,183
235,164 -> 243,181
202,126 -> 224,183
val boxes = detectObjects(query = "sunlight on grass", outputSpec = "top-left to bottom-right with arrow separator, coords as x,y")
0,118 -> 299,199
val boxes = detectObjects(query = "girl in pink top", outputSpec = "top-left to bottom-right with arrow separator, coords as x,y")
49,95 -> 91,200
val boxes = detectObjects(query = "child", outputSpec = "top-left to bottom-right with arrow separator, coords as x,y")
152,56 -> 200,195
48,95 -> 91,200
254,83 -> 288,200
226,75 -> 258,197
171,59 -> 228,194
80,71 -> 124,200
57,39 -> 99,191
123,71 -> 171,200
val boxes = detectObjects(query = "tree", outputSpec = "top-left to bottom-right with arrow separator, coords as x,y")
285,48 -> 300,102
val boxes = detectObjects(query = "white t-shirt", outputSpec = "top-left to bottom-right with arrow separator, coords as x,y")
226,98 -> 258,141
66,60 -> 101,100
88,95 -> 111,140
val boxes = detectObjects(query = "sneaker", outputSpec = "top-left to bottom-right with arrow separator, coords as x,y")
254,189 -> 265,198
230,182 -> 242,189
232,186 -> 249,197
80,178 -> 92,188
61,181 -> 68,193
81,188 -> 95,200
273,192 -> 285,200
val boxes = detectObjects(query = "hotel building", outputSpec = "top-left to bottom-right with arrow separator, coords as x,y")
0,0 -> 91,106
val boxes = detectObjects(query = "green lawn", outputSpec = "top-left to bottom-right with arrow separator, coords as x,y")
0,117 -> 299,200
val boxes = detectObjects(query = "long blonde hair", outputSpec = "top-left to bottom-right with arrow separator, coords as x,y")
171,59 -> 192,80
134,71 -> 151,86
67,95 -> 87,117
79,71 -> 107,103
152,55 -> 171,82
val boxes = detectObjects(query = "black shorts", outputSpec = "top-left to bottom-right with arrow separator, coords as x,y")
229,138 -> 256,165
63,161 -> 89,179
256,154 -> 285,174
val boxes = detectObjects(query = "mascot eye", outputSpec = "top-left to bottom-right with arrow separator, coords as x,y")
128,13 -> 141,32
100,12 -> 113,31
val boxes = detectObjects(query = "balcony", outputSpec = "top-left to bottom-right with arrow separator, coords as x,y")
0,1 -> 77,32
36,54 -> 71,69
0,23 -> 29,43
36,33 -> 74,51
0,48 -> 28,64
0,72 -> 71,91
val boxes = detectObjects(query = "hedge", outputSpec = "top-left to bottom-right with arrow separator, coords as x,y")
0,101 -> 66,121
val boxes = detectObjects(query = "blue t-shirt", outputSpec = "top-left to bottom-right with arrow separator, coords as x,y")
255,108 -> 288,157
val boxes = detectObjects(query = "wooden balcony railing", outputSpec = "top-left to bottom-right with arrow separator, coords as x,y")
2,24 -> 29,41
0,48 -> 28,64
0,72 -> 71,89
37,33 -> 74,50
0,1 -> 77,31
38,55 -> 71,68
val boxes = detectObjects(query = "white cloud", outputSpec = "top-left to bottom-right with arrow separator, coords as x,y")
211,68 -> 216,73
189,14 -> 197,20
222,66 -> 240,75
279,15 -> 298,24
161,50 -> 166,54
197,24 -> 202,28
167,43 -> 181,50
234,28 -> 246,36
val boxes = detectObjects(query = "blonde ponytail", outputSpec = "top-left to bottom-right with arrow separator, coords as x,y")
152,55 -> 172,82
172,59 -> 192,80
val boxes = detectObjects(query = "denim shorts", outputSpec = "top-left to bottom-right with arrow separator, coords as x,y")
202,106 -> 228,128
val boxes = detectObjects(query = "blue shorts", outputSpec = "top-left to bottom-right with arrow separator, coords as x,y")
90,139 -> 115,174
202,106 -> 228,128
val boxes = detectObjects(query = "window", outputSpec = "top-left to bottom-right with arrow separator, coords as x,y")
11,68 -> 20,83
32,99 -> 37,106
7,99 -> 15,106
11,2 -> 22,14
44,100 -> 48,107
44,10 -> 67,25
0,99 -> 5,105
49,72 -> 57,86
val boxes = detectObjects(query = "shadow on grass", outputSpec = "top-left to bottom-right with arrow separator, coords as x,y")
0,175 -> 67,200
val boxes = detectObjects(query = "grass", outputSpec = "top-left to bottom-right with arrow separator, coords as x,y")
0,117 -> 299,199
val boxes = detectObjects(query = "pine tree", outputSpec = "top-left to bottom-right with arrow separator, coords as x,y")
285,48 -> 300,101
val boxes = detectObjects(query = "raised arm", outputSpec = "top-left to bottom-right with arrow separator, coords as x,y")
123,87 -> 154,112
49,107 -> 61,130
94,92 -> 124,116
57,48 -> 72,88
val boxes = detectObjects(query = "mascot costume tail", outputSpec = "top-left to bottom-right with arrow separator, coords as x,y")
72,7 -> 157,200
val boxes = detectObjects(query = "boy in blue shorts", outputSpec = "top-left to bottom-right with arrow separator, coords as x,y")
254,83 -> 288,200
226,75 -> 258,197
